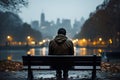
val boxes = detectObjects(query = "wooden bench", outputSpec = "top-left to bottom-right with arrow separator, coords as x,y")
22,55 -> 101,80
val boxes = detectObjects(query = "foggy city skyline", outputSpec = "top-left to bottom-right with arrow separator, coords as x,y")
18,0 -> 104,24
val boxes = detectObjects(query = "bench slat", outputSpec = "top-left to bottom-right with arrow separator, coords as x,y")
22,55 -> 101,66
23,56 -> 101,61
23,61 -> 101,66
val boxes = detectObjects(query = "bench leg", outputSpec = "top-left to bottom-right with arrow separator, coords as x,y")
28,69 -> 33,80
92,69 -> 96,80
92,55 -> 97,80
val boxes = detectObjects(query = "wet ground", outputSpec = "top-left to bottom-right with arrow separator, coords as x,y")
0,60 -> 120,80
0,70 -> 120,80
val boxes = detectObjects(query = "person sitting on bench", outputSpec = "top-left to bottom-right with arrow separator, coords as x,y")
48,28 -> 74,80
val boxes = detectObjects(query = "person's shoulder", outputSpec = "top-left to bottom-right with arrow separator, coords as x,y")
49,40 -> 54,43
67,39 -> 72,42
49,39 -> 56,45
50,39 -> 54,42
65,39 -> 74,48
66,39 -> 73,44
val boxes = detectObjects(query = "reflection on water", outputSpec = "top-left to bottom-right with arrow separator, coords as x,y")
80,48 -> 87,56
0,50 -> 27,61
27,48 -> 35,56
0,47 -> 118,61
27,47 -> 109,56
27,47 -> 48,56
40,47 -> 47,56
74,47 -> 76,56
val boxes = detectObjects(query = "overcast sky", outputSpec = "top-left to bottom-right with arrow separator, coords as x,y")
18,0 -> 104,24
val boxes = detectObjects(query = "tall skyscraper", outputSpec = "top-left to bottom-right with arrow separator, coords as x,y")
40,12 -> 45,26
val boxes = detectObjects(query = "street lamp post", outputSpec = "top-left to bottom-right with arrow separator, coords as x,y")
26,36 -> 34,45
27,36 -> 31,45
6,35 -> 13,46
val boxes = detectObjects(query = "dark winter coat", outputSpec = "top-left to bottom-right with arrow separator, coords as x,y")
48,34 -> 74,55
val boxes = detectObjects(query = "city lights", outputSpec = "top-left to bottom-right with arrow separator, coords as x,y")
109,39 -> 112,44
7,35 -> 13,41
99,38 -> 102,41
1,35 -> 119,48
7,55 -> 12,61
82,38 -> 86,42
27,36 -> 31,39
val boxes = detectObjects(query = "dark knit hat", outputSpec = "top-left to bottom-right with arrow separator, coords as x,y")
58,28 -> 66,35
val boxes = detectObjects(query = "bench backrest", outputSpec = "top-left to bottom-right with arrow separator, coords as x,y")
22,55 -> 101,66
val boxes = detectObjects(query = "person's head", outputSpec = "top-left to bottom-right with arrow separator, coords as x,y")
57,28 -> 66,35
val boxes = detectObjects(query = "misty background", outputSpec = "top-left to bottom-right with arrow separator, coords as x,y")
0,0 -> 120,48
18,0 -> 104,38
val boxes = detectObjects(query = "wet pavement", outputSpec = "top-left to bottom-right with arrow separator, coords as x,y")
0,70 -> 120,80
0,60 -> 120,80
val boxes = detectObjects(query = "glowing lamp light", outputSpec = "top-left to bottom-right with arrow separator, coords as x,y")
27,51 -> 31,55
98,49 -> 102,53
39,42 -> 43,45
82,38 -> 86,42
7,35 -> 12,41
31,41 -> 35,45
109,39 -> 112,44
43,40 -> 46,43
93,41 -> 97,45
27,36 -> 31,39
7,55 -> 12,61
7,36 -> 10,39
99,38 -> 102,41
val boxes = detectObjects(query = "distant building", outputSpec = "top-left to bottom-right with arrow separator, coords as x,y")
61,19 -> 72,37
39,12 -> 84,38
62,19 -> 71,28
40,12 -> 45,26
80,17 -> 85,26
40,12 -> 52,38
62,19 -> 72,31
73,19 -> 81,34
56,18 -> 61,25
31,20 -> 40,31
73,17 -> 85,35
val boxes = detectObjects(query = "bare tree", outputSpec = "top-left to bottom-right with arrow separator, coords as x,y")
0,0 -> 28,12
